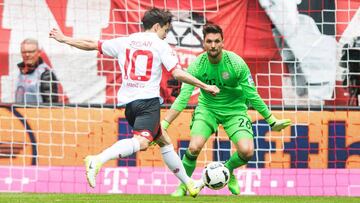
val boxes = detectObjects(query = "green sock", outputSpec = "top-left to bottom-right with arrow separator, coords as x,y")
224,152 -> 247,174
182,149 -> 198,177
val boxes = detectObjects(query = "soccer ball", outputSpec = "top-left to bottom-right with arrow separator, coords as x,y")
202,162 -> 230,190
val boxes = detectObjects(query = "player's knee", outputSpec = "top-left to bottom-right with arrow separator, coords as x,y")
139,141 -> 150,151
243,151 -> 254,161
239,149 -> 254,161
235,137 -> 254,161
139,140 -> 150,151
134,136 -> 151,151
238,147 -> 254,161
188,144 -> 202,156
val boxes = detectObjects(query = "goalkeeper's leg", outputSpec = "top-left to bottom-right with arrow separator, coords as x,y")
224,136 -> 253,195
223,115 -> 254,195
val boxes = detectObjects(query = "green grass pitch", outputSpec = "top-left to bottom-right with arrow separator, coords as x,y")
0,193 -> 359,203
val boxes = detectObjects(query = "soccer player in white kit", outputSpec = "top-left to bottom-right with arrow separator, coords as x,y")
49,7 -> 219,197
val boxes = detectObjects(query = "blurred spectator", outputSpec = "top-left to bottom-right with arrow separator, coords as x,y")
15,38 -> 58,104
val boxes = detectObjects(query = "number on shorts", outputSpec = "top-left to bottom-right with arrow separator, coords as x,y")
238,118 -> 251,129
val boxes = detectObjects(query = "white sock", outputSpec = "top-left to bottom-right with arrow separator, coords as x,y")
160,144 -> 191,184
97,137 -> 140,164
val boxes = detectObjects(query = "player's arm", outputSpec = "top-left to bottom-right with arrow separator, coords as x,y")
160,43 -> 219,96
49,28 -> 98,51
238,61 -> 291,131
171,68 -> 219,96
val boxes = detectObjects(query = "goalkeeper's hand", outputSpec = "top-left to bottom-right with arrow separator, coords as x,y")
265,115 -> 291,132
161,120 -> 170,130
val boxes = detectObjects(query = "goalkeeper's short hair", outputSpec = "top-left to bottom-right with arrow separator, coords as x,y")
202,23 -> 223,40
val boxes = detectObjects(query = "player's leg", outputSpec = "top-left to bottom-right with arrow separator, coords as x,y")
84,98 -> 156,188
156,128 -> 191,184
184,107 -> 217,177
128,99 -> 195,191
171,107 -> 216,197
171,129 -> 210,197
156,128 -> 203,198
84,134 -> 146,188
226,135 -> 253,195
183,132 -> 209,177
223,114 -> 254,195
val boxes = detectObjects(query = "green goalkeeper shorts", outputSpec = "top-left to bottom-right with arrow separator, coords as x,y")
190,106 -> 254,144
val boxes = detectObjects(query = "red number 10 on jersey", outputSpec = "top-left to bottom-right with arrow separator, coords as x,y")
124,49 -> 153,82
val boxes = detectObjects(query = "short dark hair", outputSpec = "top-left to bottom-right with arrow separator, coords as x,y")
142,7 -> 173,30
202,23 -> 223,39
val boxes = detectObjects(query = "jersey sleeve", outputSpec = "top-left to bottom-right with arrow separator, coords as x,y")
236,58 -> 272,119
100,38 -> 124,58
159,42 -> 179,72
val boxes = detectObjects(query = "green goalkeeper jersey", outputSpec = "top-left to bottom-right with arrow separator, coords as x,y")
171,50 -> 272,118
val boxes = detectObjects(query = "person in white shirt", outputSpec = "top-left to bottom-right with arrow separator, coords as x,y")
49,7 -> 219,197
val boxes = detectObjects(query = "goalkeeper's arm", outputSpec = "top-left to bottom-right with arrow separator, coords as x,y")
161,109 -> 181,130
237,63 -> 291,131
161,81 -> 195,130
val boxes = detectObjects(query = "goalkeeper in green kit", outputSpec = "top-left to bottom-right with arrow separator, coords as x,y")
161,23 -> 291,196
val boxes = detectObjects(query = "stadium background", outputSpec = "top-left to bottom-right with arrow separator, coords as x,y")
0,0 -> 360,197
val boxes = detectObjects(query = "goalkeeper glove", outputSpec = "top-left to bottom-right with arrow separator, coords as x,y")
161,120 -> 170,130
265,115 -> 291,132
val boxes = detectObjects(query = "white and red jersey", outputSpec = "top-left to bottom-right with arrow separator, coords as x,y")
99,32 -> 179,105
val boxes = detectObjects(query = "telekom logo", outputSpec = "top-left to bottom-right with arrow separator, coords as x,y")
102,167 -> 263,195
103,168 -> 129,193
236,170 -> 261,195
